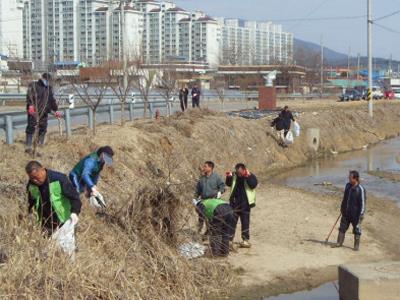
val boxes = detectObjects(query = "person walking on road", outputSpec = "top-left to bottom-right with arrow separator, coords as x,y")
226,163 -> 258,248
332,170 -> 366,251
69,146 -> 114,208
194,198 -> 235,257
25,73 -> 62,154
26,161 -> 81,235
195,161 -> 225,234
191,84 -> 201,108
179,85 -> 189,112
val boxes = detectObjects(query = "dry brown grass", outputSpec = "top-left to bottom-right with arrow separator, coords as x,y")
2,105 -> 400,299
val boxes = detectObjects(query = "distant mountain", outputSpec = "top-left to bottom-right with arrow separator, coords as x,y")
294,38 -> 398,69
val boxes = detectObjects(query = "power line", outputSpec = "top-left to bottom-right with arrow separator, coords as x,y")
374,9 -> 400,22
374,22 -> 400,35
272,15 -> 366,23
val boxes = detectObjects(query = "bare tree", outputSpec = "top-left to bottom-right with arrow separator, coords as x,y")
134,61 -> 156,118
213,76 -> 226,111
69,64 -> 112,134
109,61 -> 137,126
158,65 -> 178,117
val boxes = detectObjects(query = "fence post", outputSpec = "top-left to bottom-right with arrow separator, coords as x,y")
129,102 -> 134,121
5,116 -> 13,145
88,108 -> 94,130
109,104 -> 114,124
149,103 -> 154,119
65,108 -> 72,138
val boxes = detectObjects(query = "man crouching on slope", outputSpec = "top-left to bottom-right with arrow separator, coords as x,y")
26,161 -> 81,236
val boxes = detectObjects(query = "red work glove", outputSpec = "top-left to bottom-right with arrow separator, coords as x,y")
55,111 -> 62,119
226,171 -> 233,177
243,170 -> 250,178
28,105 -> 35,115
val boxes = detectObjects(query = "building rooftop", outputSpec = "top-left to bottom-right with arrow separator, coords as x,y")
95,7 -> 108,12
149,8 -> 161,13
178,17 -> 191,22
197,16 -> 217,22
166,7 -> 187,12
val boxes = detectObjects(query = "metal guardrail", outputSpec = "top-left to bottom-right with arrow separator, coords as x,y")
0,100 -> 167,145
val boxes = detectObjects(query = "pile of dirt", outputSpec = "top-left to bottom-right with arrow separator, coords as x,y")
1,102 -> 400,299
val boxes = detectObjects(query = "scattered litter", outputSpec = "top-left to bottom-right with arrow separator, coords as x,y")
179,242 -> 206,259
312,112 -> 319,116
51,219 -> 76,259
228,110 -> 278,120
362,145 -> 368,150
314,181 -> 333,186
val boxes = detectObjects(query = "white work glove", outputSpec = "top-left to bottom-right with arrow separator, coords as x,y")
91,185 -> 99,195
70,213 -> 79,225
192,199 -> 201,206
217,191 -> 222,199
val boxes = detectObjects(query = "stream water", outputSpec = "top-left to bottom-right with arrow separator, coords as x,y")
273,138 -> 400,205
264,282 -> 338,300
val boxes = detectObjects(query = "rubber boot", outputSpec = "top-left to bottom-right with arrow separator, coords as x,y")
38,133 -> 46,147
25,134 -> 33,154
354,235 -> 361,251
332,232 -> 345,248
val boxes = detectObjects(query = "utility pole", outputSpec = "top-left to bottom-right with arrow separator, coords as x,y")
120,1 -> 128,95
347,46 -> 351,80
357,53 -> 360,80
367,0 -> 373,117
320,35 -> 324,98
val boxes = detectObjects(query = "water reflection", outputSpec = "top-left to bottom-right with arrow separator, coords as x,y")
264,282 -> 338,300
274,138 -> 400,205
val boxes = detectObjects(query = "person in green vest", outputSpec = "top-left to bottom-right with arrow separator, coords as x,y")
69,146 -> 114,208
26,161 -> 81,235
226,163 -> 258,249
194,198 -> 235,257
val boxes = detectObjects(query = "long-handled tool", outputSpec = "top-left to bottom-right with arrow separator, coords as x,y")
325,213 -> 342,244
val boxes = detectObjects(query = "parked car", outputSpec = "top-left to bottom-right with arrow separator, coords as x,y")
340,89 -> 362,101
362,87 -> 384,100
384,90 -> 395,100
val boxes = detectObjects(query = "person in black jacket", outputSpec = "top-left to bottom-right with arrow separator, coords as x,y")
25,73 -> 62,154
179,85 -> 189,112
226,163 -> 258,248
191,84 -> 201,108
26,161 -> 81,236
333,170 -> 366,251
279,106 -> 295,134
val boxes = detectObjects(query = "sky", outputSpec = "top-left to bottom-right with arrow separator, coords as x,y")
175,0 -> 400,60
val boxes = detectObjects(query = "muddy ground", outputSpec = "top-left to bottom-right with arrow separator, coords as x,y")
1,100 -> 400,299
227,184 -> 400,299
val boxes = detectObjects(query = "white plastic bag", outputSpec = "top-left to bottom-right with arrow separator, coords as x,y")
284,131 -> 294,145
179,242 -> 206,259
51,219 -> 76,257
293,121 -> 301,137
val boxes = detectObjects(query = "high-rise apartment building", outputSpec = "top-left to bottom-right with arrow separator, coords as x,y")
0,0 -> 24,57
19,0 -> 293,68
219,18 -> 293,65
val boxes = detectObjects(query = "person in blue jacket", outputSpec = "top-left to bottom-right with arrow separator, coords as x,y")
69,146 -> 114,205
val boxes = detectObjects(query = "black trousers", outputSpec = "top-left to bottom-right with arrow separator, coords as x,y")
180,97 -> 188,112
26,113 -> 48,136
339,215 -> 362,236
231,200 -> 251,241
192,98 -> 200,108
209,204 -> 235,257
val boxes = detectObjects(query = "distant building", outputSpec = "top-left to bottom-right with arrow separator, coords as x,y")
219,18 -> 293,65
0,0 -> 24,58
19,0 -> 293,69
